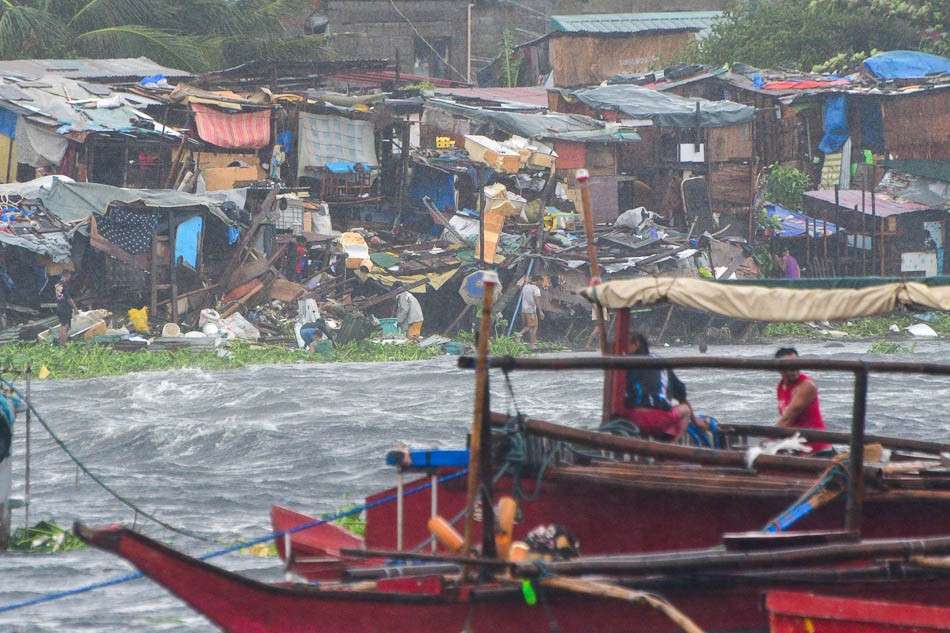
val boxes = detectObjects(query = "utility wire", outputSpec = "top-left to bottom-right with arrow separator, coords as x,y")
388,0 -> 469,82
0,377 -> 213,543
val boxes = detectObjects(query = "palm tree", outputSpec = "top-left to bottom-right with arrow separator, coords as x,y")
0,0 -> 330,72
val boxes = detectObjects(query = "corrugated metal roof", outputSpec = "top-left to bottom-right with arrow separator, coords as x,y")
550,11 -> 722,35
0,57 -> 191,81
435,86 -> 550,108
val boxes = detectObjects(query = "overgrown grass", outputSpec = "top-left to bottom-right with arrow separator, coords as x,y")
0,339 -> 444,380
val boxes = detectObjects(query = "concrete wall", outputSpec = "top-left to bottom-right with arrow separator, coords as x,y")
324,0 -> 471,80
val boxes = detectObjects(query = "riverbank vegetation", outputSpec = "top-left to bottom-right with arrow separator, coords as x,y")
0,340 -> 445,380
761,313 -> 950,339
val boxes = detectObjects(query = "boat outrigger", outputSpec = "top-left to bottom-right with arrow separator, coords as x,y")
77,275 -> 950,632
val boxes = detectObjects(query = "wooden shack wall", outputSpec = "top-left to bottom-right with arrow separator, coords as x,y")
882,91 -> 950,160
549,32 -> 695,87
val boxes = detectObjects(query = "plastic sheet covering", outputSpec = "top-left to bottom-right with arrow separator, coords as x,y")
36,179 -> 237,225
863,51 -> 950,81
558,84 -> 754,128
427,100 -> 640,142
765,203 -> 838,237
583,276 -> 950,321
818,95 -> 848,154
297,112 -> 377,177
16,119 -> 68,167
0,230 -> 72,262
175,215 -> 203,269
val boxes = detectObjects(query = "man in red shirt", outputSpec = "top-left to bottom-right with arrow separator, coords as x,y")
774,347 -> 833,455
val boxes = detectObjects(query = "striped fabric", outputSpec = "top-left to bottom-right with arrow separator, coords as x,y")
192,104 -> 271,149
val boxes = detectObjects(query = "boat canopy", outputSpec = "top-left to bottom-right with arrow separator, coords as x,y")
582,276 -> 950,321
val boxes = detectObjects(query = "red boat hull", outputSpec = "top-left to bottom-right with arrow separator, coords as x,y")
768,591 -> 950,632
270,505 -> 371,580
78,524 -> 950,633
365,471 -> 950,556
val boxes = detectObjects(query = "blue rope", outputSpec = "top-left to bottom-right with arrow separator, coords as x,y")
0,467 -> 467,615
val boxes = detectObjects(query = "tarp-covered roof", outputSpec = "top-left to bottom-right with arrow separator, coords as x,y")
883,160 -> 950,184
557,84 -> 754,128
427,99 -> 640,143
550,11 -> 721,35
0,230 -> 72,262
583,276 -> 950,320
863,51 -> 950,81
36,180 -> 239,225
0,57 -> 191,81
0,74 -> 179,138
765,203 -> 838,237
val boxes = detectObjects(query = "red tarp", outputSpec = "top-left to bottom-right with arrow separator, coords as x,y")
192,104 -> 271,149
763,79 -> 850,90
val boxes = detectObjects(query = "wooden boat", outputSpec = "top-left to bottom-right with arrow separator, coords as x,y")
277,276 -> 950,577
78,276 -> 950,630
270,505 -> 374,580
767,591 -> 950,632
76,521 -> 950,633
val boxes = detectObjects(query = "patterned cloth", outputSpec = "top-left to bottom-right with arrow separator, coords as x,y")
96,205 -> 159,255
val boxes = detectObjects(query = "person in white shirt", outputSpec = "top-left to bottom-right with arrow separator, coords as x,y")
395,285 -> 424,340
518,275 -> 543,350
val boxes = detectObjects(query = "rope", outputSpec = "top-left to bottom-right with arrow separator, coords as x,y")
0,377 -> 213,543
0,468 -> 467,615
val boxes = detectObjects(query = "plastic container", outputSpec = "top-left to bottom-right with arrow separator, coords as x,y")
444,341 -> 464,355
378,318 -> 400,336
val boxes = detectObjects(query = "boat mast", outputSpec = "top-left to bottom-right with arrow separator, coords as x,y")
462,271 -> 498,561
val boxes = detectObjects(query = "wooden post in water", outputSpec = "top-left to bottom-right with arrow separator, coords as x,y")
845,366 -> 868,534
462,272 -> 498,558
576,169 -> 607,354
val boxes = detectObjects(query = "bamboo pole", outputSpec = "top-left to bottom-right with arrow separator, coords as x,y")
458,354 -> 950,376
846,367 -> 868,534
486,412 -> 883,479
539,576 -> 705,633
462,272 -> 498,556
24,365 -> 30,527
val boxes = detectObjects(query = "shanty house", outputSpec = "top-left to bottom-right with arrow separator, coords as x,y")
549,83 -> 754,230
517,12 -> 721,87
0,58 -> 192,187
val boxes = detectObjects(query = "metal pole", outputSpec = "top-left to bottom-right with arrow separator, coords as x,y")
845,367 -> 868,534
430,473 -> 438,553
834,185 -> 841,272
24,365 -> 30,527
396,470 -> 404,551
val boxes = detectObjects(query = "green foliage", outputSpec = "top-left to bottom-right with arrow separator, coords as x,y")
500,29 -> 521,88
762,322 -> 815,338
325,504 -> 366,537
0,0 -> 330,72
868,340 -> 915,354
11,521 -> 87,553
766,165 -> 812,211
0,339 -> 442,380
696,0 -> 946,71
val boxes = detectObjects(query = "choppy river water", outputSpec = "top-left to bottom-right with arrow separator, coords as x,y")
1,340 -> 949,631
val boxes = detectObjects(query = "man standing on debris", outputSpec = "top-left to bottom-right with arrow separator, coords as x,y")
518,275 -> 544,350
54,271 -> 77,346
395,284 -> 424,340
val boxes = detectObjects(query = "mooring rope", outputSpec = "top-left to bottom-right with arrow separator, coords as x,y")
0,377 -> 213,543
0,468 -> 467,615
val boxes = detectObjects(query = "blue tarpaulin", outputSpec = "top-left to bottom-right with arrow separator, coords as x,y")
175,215 -> 203,269
766,203 -> 838,238
408,165 -> 455,211
863,51 -> 950,81
0,107 -> 16,139
818,95 -> 848,154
